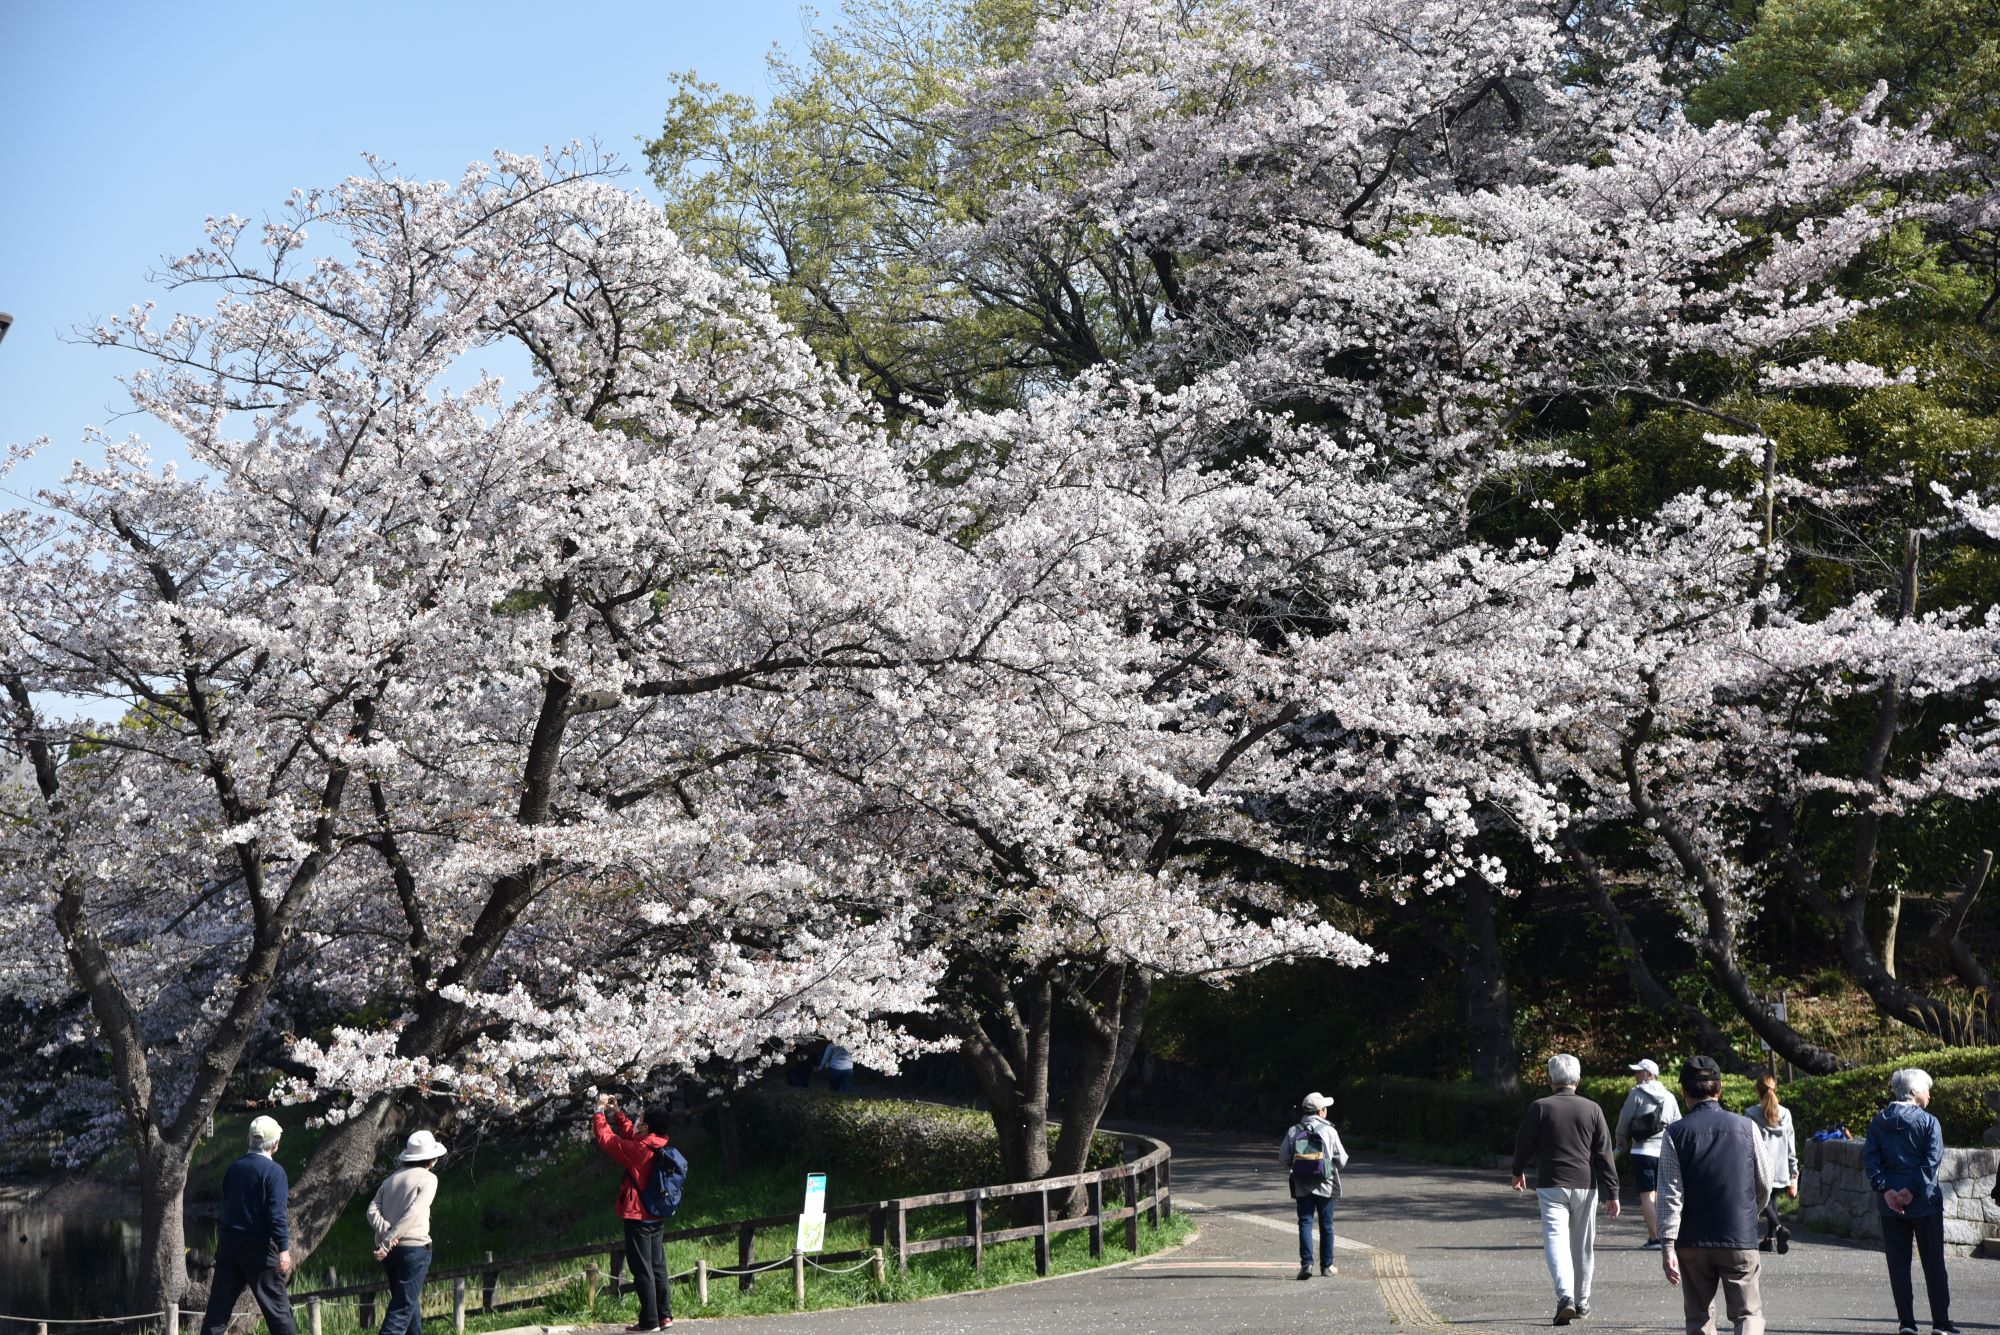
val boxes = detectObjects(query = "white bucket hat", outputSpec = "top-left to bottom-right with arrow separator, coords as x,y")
397,1129 -> 449,1163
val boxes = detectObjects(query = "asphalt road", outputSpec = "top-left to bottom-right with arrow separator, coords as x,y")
609,1128 -> 2000,1333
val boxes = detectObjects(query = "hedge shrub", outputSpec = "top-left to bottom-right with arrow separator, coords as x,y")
737,1088 -> 1121,1189
1780,1046 -> 2000,1145
1336,1048 -> 2000,1159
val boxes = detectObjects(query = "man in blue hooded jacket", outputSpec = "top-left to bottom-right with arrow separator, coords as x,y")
1863,1068 -> 1958,1335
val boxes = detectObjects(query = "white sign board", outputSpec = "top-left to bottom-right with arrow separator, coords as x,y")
796,1172 -> 828,1253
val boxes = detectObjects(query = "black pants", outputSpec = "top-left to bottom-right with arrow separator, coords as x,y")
624,1219 -> 671,1327
1760,1198 -> 1782,1239
377,1244 -> 431,1335
1881,1211 -> 1951,1330
198,1235 -> 297,1335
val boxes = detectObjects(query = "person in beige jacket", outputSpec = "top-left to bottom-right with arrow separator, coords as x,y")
368,1130 -> 448,1335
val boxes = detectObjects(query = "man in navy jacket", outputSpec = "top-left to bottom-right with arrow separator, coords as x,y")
1658,1056 -> 1769,1335
197,1114 -> 297,1335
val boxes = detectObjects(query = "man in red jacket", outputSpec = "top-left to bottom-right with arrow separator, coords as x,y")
593,1094 -> 675,1331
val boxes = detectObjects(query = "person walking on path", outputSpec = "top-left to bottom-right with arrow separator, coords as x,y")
367,1130 -> 448,1335
1616,1058 -> 1681,1249
197,1114 -> 297,1335
1863,1067 -> 1959,1335
594,1095 -> 680,1331
1510,1053 -> 1620,1326
1658,1055 -> 1770,1335
817,1041 -> 855,1092
1740,1074 -> 1797,1254
1280,1092 -> 1349,1281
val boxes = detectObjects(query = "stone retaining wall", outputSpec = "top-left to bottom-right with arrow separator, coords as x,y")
1798,1139 -> 2000,1256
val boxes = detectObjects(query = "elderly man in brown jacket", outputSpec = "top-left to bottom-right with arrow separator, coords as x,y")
1512,1053 -> 1621,1326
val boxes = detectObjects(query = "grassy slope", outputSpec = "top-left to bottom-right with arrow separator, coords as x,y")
202,1096 -> 1188,1330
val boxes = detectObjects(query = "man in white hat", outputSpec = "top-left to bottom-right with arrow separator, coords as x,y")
1280,1092 -> 1349,1280
197,1115 -> 296,1335
1616,1058 -> 1682,1249
368,1130 -> 449,1335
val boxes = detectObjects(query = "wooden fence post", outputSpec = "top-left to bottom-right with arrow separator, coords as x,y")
359,1291 -> 376,1329
1087,1178 -> 1104,1258
609,1246 -> 625,1299
307,1297 -> 322,1335
792,1249 -> 806,1310
738,1222 -> 756,1292
868,1203 -> 886,1251
967,1189 -> 984,1271
1147,1163 -> 1161,1228
893,1202 -> 909,1272
870,1246 -> 885,1289
1160,1155 -> 1172,1220
482,1251 -> 498,1311
1034,1187 -> 1051,1276
696,1256 -> 709,1307
452,1279 -> 466,1334
1123,1168 -> 1140,1251
164,1301 -> 178,1335
585,1263 -> 600,1308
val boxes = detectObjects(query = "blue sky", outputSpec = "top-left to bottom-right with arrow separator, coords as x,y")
0,0 -> 812,500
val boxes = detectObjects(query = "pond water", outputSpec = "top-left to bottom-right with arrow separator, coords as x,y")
1,1207 -> 145,1322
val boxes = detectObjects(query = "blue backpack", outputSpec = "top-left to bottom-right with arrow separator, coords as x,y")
637,1145 -> 689,1220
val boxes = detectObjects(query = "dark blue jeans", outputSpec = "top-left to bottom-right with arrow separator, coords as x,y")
625,1219 -> 671,1328
198,1236 -> 297,1335
1881,1211 -> 1951,1330
377,1243 -> 430,1335
1295,1194 -> 1335,1269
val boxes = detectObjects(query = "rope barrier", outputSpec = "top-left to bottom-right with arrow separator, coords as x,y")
802,1256 -> 876,1276
1,1317 -> 168,1328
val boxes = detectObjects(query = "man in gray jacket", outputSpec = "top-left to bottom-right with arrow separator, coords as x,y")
1281,1092 -> 1348,1280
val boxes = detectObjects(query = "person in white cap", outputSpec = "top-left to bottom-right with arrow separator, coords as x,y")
197,1115 -> 296,1335
1616,1059 -> 1682,1248
1280,1092 -> 1348,1280
368,1130 -> 449,1335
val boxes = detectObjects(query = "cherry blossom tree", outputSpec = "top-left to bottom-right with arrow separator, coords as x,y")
0,149 -> 964,1312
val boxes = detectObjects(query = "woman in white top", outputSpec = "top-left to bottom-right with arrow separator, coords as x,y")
1743,1073 -> 1799,1253
368,1130 -> 448,1335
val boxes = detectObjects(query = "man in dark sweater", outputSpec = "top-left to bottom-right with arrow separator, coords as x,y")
197,1114 -> 297,1335
1659,1056 -> 1770,1335
1511,1054 -> 1620,1326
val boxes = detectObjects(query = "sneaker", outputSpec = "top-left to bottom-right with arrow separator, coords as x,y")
1641,1237 -> 1663,1250
626,1326 -> 660,1332
1574,1300 -> 1590,1319
1757,1236 -> 1774,1252
1296,1264 -> 1312,1280
1774,1225 -> 1790,1255
1554,1295 -> 1577,1325
1898,1325 -> 1920,1335
1932,1326 -> 1962,1335
1320,1264 -> 1336,1276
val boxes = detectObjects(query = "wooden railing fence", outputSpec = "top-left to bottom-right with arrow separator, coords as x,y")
2,1133 -> 1171,1334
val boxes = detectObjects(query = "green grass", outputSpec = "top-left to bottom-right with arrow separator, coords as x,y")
181,1097 -> 1187,1332
279,1202 -> 1193,1331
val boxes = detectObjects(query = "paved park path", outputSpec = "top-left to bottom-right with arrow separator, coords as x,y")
669,1127 -> 2000,1334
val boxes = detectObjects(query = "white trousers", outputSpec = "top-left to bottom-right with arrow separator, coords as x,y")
1537,1185 -> 1598,1303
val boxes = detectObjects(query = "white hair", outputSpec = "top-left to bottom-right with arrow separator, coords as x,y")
1889,1068 -> 1933,1101
1547,1054 -> 1582,1089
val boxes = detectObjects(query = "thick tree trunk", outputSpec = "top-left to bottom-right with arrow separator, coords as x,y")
137,1143 -> 193,1316
1459,875 -> 1520,1094
288,1094 -> 401,1261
